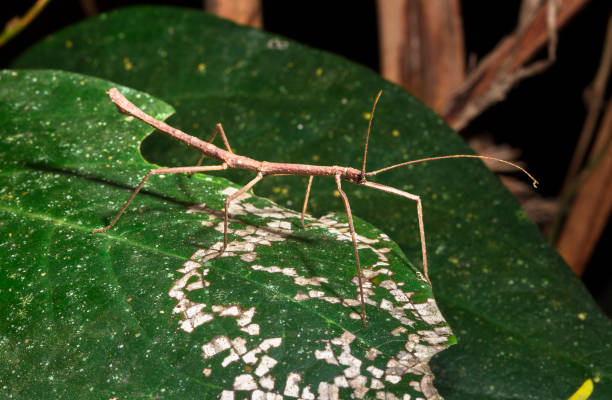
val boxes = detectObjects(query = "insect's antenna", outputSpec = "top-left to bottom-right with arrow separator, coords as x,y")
366,154 -> 539,188
361,90 -> 383,177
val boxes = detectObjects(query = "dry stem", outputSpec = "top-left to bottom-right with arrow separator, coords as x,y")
376,0 -> 465,113
444,0 -> 588,131
204,0 -> 262,28
556,97 -> 612,275
561,10 -> 612,194
0,0 -> 51,47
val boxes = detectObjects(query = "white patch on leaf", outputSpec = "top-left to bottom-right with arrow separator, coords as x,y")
169,186 -> 452,400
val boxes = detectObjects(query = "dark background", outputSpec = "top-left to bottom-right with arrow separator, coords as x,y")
3,0 -> 611,316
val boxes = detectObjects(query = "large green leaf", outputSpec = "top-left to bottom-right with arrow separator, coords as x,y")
11,6 -> 612,398
1,69 -> 454,399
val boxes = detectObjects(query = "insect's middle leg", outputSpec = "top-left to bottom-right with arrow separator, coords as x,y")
335,175 -> 367,328
301,176 -> 314,228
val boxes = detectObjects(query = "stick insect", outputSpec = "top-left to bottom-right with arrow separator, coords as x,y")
93,88 -> 538,327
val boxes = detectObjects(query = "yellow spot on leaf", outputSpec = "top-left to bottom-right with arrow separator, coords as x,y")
197,63 -> 206,72
281,188 -> 288,195
193,122 -> 199,129
448,257 -> 459,265
569,379 -> 593,400
392,129 -> 400,137
333,190 -> 340,197
287,62 -> 294,68
8,233 -> 12,238
41,272 -> 46,277
65,40 -> 73,48
316,68 -> 323,76
312,154 -> 320,162
363,112 -> 371,120
123,57 -> 133,71
127,298 -> 132,302
24,338 -> 30,344
273,187 -> 281,193
578,312 -> 587,320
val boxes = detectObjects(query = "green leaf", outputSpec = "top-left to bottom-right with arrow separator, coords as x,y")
0,69 -> 453,399
11,6 -> 612,398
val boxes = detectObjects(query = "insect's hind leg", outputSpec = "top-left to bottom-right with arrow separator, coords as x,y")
189,123 -> 234,178
362,181 -> 430,286
335,175 -> 367,328
92,164 -> 228,233
219,172 -> 264,255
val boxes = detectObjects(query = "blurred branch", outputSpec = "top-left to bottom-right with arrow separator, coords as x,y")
0,0 -> 51,47
376,0 -> 465,113
204,0 -> 262,28
561,9 -> 612,193
556,96 -> 612,275
444,0 -> 588,130
79,0 -> 98,17
555,10 -> 612,276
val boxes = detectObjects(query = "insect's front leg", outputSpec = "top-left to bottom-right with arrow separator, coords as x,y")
362,181 -> 430,286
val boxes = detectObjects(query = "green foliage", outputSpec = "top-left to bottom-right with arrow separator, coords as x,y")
7,5 -> 612,398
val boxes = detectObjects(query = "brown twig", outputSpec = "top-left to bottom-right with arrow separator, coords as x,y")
556,97 -> 612,275
444,0 -> 588,130
376,0 -> 465,113
204,0 -> 262,28
79,0 -> 98,17
553,10 -> 612,275
0,0 -> 51,47
561,9 -> 612,194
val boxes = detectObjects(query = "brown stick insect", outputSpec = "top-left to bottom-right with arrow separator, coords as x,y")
93,88 -> 538,327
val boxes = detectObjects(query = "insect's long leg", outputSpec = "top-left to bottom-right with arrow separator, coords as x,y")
92,164 -> 228,233
189,123 -> 234,177
215,123 -> 233,154
220,172 -> 265,254
335,175 -> 367,328
362,181 -> 431,286
301,176 -> 314,229
190,153 -> 207,174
